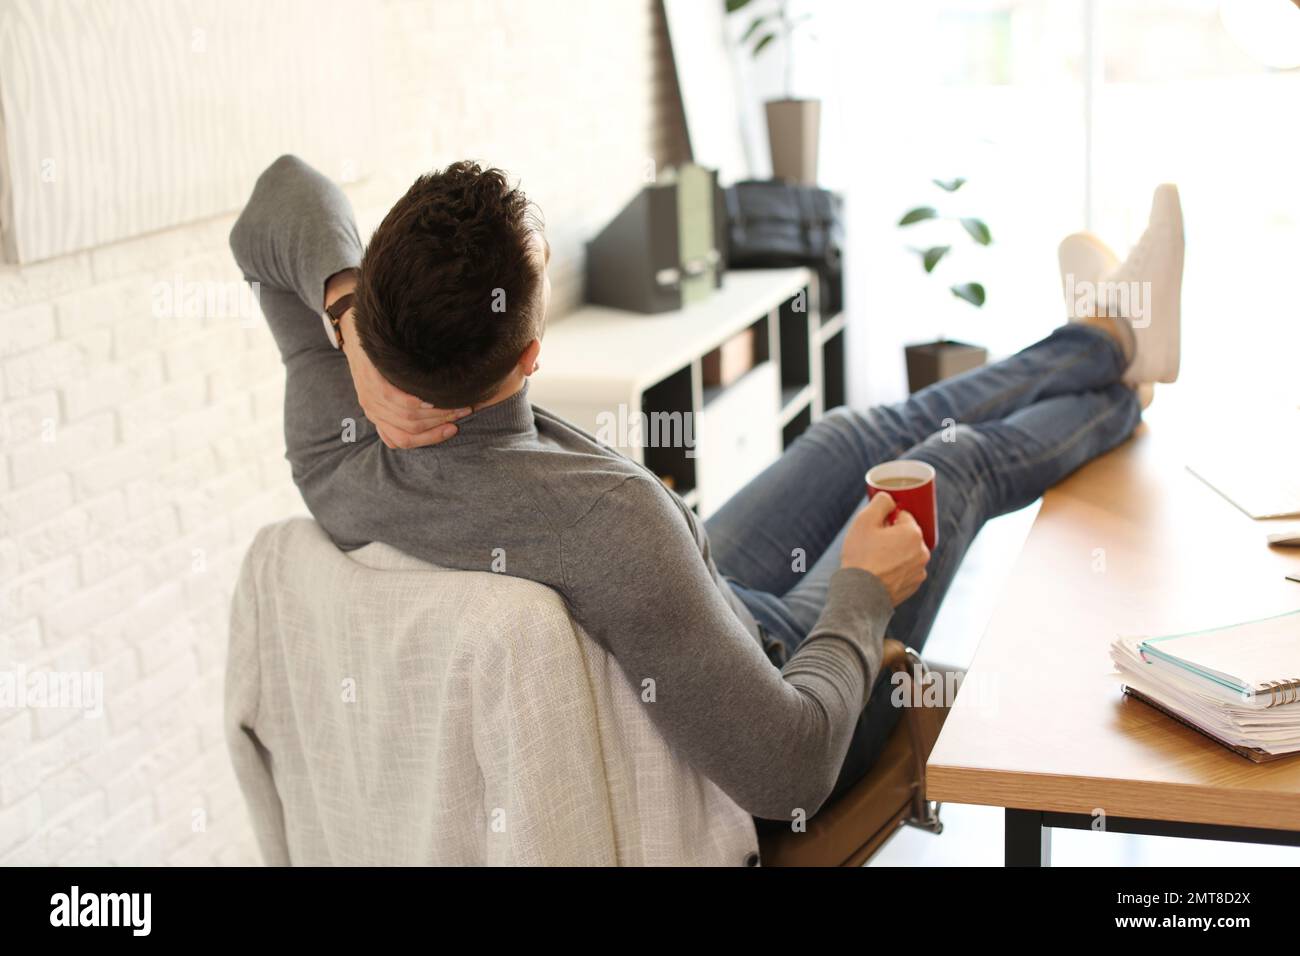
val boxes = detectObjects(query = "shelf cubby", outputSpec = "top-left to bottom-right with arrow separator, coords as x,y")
530,268 -> 847,518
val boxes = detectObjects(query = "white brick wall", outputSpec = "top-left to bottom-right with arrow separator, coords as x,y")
0,0 -> 686,865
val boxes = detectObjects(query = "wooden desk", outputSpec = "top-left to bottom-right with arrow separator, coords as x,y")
926,411 -> 1300,865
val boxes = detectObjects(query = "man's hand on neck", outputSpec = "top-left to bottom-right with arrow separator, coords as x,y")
325,269 -> 470,450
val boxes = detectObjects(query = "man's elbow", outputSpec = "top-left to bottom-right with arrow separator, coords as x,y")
228,154 -> 309,277
741,764 -> 839,823
228,197 -> 260,280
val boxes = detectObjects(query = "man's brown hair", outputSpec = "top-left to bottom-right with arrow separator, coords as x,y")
354,161 -> 544,408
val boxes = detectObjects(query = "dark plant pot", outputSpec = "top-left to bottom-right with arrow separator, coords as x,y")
905,340 -> 988,394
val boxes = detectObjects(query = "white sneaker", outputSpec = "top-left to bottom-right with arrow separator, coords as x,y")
1058,231 -> 1119,320
1107,184 -> 1184,384
1059,230 -> 1136,366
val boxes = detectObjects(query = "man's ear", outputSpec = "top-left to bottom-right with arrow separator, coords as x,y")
519,338 -> 542,376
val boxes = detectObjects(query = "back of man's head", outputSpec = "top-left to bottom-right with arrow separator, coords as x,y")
355,161 -> 545,408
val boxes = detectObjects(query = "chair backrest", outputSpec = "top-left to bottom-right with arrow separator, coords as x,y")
225,518 -> 758,866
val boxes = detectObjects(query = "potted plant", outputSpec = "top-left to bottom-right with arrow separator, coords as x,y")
897,177 -> 994,392
726,0 -> 820,185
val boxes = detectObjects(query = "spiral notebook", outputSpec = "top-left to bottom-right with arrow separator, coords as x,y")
1111,609 -> 1300,761
1140,610 -> 1300,706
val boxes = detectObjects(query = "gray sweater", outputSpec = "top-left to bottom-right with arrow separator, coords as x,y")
229,155 -> 893,819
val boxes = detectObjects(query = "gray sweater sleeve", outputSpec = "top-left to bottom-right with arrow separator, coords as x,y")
229,154 -> 362,316
229,155 -> 379,478
563,477 -> 893,820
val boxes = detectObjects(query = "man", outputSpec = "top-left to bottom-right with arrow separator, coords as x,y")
230,155 -> 1182,820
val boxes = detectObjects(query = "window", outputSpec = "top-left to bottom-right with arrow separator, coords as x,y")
822,0 -> 1299,402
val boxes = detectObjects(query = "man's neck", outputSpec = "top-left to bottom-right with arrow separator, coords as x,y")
473,373 -> 527,413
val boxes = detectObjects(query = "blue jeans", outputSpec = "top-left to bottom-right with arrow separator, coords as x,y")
705,323 -> 1140,800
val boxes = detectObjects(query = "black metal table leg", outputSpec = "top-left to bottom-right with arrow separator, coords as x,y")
1005,808 -> 1051,866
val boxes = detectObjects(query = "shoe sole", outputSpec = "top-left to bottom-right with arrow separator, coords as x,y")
1158,185 -> 1183,384
1121,184 -> 1184,386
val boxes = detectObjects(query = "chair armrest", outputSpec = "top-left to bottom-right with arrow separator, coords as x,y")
881,637 -> 910,679
881,639 -> 948,823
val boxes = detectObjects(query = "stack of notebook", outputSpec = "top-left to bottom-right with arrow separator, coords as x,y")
1110,610 -> 1300,762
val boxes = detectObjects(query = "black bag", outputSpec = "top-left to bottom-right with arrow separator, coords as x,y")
723,179 -> 845,315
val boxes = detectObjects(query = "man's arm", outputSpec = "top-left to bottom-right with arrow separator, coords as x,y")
562,478 -> 909,821
229,155 -> 463,465
229,155 -> 361,319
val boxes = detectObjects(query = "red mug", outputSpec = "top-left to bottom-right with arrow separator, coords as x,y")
865,460 -> 938,550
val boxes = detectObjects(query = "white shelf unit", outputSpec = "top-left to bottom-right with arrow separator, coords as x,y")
530,268 -> 846,518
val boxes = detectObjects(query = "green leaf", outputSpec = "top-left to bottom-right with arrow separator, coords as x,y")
740,15 -> 768,43
933,177 -> 966,192
898,206 -> 938,227
752,32 -> 778,56
951,282 -> 986,307
920,245 -> 951,273
726,0 -> 753,13
960,217 -> 992,245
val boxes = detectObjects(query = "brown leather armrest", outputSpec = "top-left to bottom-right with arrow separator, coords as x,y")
882,638 -> 946,820
881,637 -> 910,678
760,639 -> 954,866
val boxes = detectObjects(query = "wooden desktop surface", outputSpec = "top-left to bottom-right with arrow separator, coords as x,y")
926,409 -> 1300,830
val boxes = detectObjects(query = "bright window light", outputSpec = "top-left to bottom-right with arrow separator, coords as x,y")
1219,0 -> 1300,69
